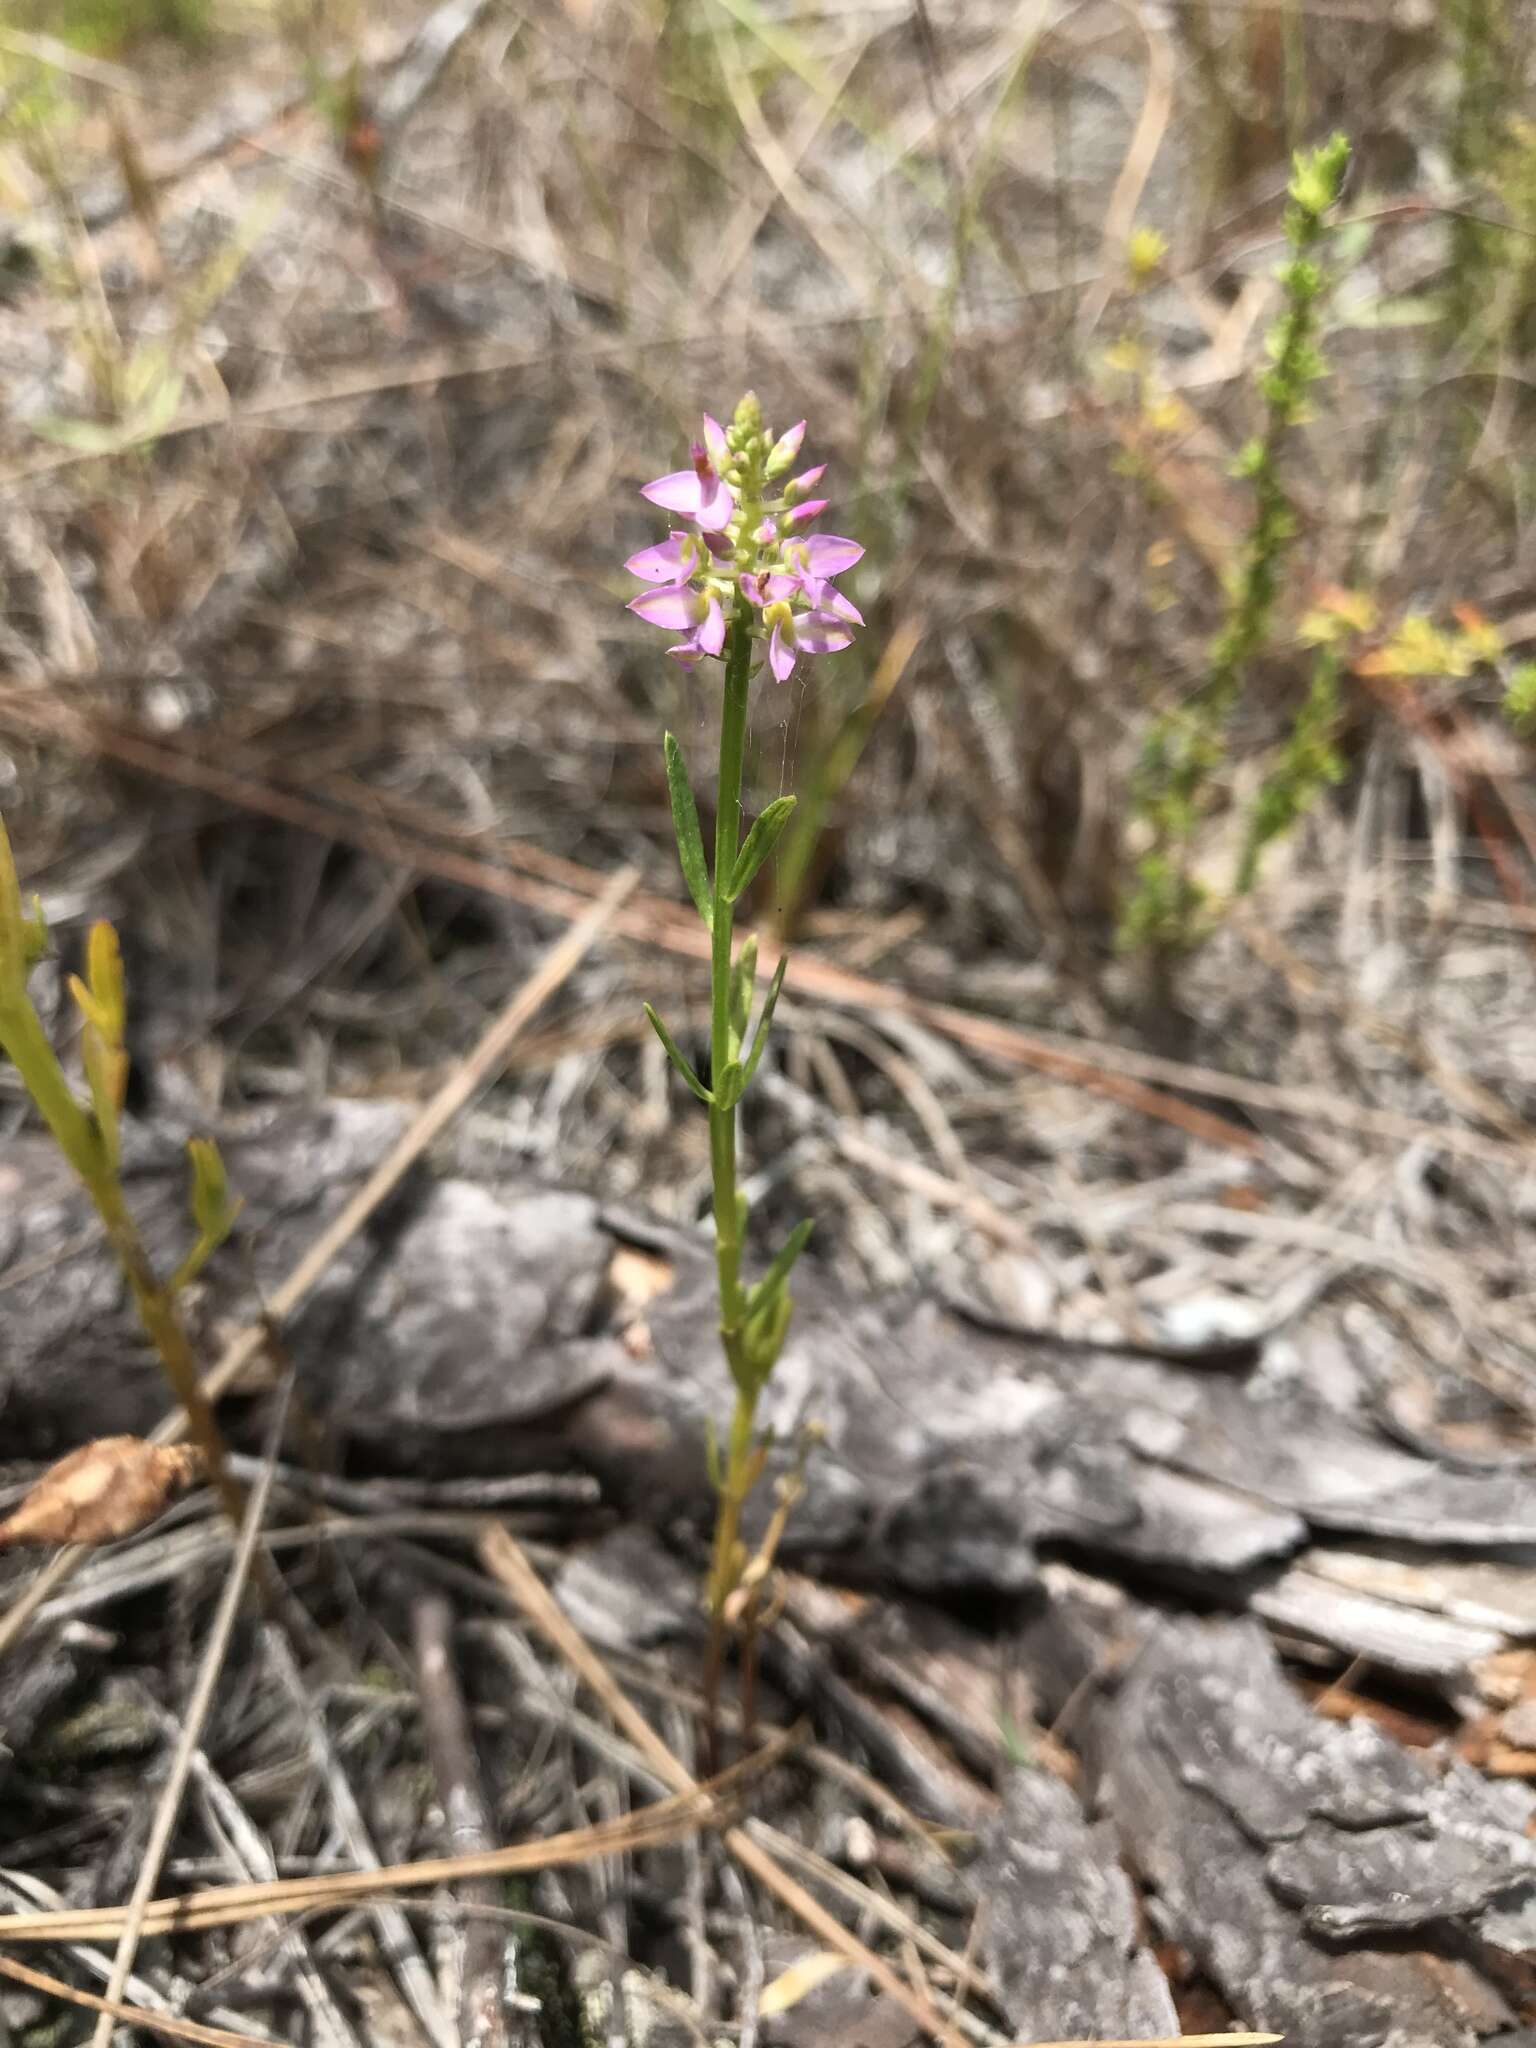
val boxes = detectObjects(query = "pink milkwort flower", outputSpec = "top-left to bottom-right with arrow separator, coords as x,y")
627,584 -> 726,657
640,443 -> 733,531
762,598 -> 855,683
625,532 -> 701,583
782,533 -> 863,581
625,398 -> 863,681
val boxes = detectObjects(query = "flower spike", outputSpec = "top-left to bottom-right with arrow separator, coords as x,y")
625,407 -> 864,681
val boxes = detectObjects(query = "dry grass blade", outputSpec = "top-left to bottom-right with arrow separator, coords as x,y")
0,1775 -> 742,1943
0,1956 -> 283,2048
0,693 -> 1261,1157
89,1387 -> 290,2048
264,1624 -> 453,2048
472,1526 -> 956,2047
475,1530 -> 1269,2048
0,863 -> 640,1665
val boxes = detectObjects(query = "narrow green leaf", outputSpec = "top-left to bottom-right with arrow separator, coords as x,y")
643,1004 -> 713,1104
170,1137 -> 244,1293
743,1286 -> 793,1381
663,732 -> 712,927
188,1137 -> 239,1245
714,1059 -> 745,1111
729,934 -> 758,1047
747,1216 -> 814,1321
741,955 -> 788,1087
726,795 -> 796,902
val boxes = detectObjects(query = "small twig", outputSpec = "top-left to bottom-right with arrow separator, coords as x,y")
0,1871 -> 273,2044
0,692 -> 1260,1156
180,1735 -> 359,2048
0,1958 -> 284,2048
412,1590 -> 531,2048
664,1705 -> 715,2020
87,1381 -> 290,2048
266,1624 -> 457,2048
230,1459 -> 598,1516
718,1862 -> 763,2048
0,1777 -> 747,1942
473,1524 -> 963,2048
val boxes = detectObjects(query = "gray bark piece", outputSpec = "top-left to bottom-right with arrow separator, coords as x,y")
553,1526 -> 696,1655
0,1100 -> 408,1450
8,1105 -> 1536,1614
1478,1882 -> 1536,1958
1269,1776 -> 1536,1936
1144,1380 -> 1536,1549
1252,1567 -> 1507,1681
1126,1619 -> 1431,1839
316,1180 -> 614,1443
977,1768 -> 1180,2042
1279,1549 -> 1536,1640
1096,1618 -> 1523,2047
605,1265 -> 1302,1594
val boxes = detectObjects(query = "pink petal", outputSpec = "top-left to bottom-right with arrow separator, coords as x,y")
818,585 -> 863,626
629,587 -> 702,629
802,534 -> 863,576
787,464 -> 826,495
641,470 -> 702,514
696,474 -> 734,531
785,499 -> 829,527
696,596 -> 726,657
667,644 -> 704,667
625,533 -> 691,582
793,618 -> 854,657
761,572 -> 801,603
768,622 -> 796,683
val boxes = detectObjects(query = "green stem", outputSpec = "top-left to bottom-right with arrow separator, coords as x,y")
709,600 -> 753,1373
702,602 -> 757,1770
0,995 -> 244,1530
0,996 -> 100,1180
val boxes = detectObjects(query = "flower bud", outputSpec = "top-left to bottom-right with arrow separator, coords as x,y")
764,419 -> 806,478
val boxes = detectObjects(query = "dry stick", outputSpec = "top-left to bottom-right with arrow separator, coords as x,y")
1232,908 -> 1533,1146
266,1624 -> 455,2048
177,1732 -> 360,2048
88,1380 -> 291,2048
0,864 -> 639,1664
474,1528 -> 1276,2048
471,1527 -> 956,2047
0,1871 -> 280,2047
0,695 -> 1260,1158
0,1957 -> 284,2048
0,1764 -> 766,1943
69,693 -> 1516,1162
411,1590 -> 528,2048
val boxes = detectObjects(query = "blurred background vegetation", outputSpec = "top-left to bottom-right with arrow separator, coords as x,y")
2,0 -> 1535,1313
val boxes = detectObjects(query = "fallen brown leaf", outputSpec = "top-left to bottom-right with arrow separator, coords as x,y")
0,1438 -> 204,1550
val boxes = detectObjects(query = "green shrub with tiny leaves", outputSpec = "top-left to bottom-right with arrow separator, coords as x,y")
1121,133 -> 1351,955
